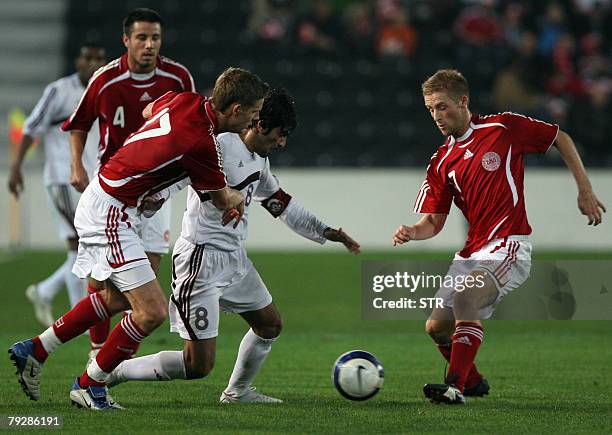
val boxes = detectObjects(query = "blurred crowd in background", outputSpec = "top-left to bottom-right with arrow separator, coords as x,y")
62,0 -> 611,167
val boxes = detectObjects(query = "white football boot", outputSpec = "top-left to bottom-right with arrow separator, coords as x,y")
25,285 -> 54,327
220,387 -> 283,404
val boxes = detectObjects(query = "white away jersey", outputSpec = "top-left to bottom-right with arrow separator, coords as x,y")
23,73 -> 99,185
180,132 -> 280,250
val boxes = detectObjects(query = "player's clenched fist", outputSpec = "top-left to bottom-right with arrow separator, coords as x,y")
392,225 -> 417,246
70,162 -> 89,193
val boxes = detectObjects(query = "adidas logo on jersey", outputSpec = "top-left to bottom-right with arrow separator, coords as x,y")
140,91 -> 152,102
238,160 -> 244,167
463,149 -> 474,160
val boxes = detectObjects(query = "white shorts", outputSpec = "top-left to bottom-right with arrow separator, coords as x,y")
46,184 -> 80,240
135,198 -> 172,255
435,235 -> 532,319
169,237 -> 273,340
72,179 -> 156,292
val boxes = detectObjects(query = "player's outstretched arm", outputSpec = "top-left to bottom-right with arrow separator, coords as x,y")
266,192 -> 343,248
323,227 -> 361,254
392,214 -> 447,246
7,134 -> 36,199
69,130 -> 90,193
554,130 -> 606,226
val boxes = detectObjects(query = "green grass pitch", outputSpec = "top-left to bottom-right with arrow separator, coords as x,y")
1,250 -> 611,434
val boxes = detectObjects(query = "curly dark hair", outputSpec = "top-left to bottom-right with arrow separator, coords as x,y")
257,88 -> 297,136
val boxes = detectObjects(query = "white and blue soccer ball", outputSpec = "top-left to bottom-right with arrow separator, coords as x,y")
332,350 -> 384,401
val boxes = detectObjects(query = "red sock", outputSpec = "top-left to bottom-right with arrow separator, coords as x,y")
446,322 -> 483,392
32,337 -> 49,363
80,314 -> 146,387
32,292 -> 110,363
436,341 -> 452,361
465,363 -> 483,389
87,285 -> 110,349
437,341 -> 483,388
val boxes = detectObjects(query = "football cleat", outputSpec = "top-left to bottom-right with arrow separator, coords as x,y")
464,377 -> 490,397
8,339 -> 43,401
69,378 -> 122,410
423,383 -> 466,405
84,349 -> 120,407
220,387 -> 283,404
25,284 -> 54,327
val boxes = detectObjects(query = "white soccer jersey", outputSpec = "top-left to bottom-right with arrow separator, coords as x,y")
180,132 -> 281,250
23,73 -> 99,186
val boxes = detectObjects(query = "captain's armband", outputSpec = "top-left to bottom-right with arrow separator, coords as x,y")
261,189 -> 292,218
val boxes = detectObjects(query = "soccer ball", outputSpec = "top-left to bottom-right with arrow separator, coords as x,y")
332,350 -> 384,401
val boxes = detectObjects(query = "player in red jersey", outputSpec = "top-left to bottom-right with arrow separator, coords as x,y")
392,69 -> 605,404
62,8 -> 195,355
9,67 -> 269,410
65,8 -> 195,180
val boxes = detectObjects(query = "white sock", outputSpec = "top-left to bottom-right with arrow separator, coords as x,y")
37,258 -> 70,301
114,351 -> 186,382
87,357 -> 110,383
38,326 -> 62,355
64,251 -> 86,307
225,329 -> 277,395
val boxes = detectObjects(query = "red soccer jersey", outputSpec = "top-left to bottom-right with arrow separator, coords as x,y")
414,112 -> 559,257
97,91 -> 226,206
62,53 -> 195,166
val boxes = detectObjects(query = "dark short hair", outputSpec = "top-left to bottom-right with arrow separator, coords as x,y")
258,88 -> 297,136
211,67 -> 269,112
123,8 -> 163,35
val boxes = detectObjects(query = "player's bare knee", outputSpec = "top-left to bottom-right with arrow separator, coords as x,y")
148,303 -> 168,328
254,320 -> 282,339
135,303 -> 167,331
103,289 -> 130,315
425,319 -> 452,343
185,356 -> 214,379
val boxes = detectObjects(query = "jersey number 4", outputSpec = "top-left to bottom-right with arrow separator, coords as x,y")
113,106 -> 125,128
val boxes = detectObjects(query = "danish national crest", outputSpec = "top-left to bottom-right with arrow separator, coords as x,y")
481,152 -> 501,171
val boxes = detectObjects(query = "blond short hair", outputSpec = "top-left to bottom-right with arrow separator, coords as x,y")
422,69 -> 469,101
211,67 -> 269,112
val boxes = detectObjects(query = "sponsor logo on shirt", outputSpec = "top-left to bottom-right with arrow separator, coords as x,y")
481,152 -> 501,171
139,91 -> 153,102
463,149 -> 474,160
